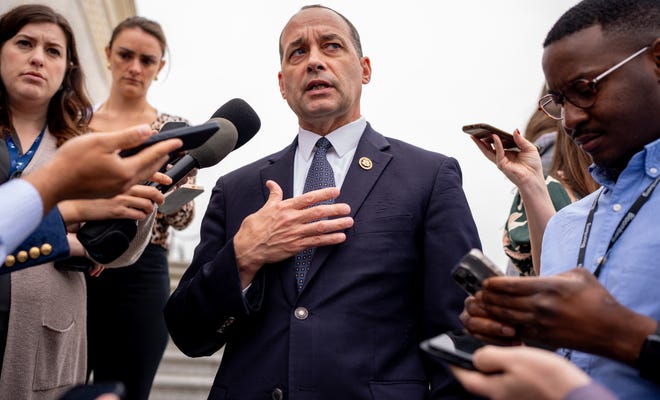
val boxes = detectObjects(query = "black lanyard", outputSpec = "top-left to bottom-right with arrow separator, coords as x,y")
577,175 -> 660,277
5,126 -> 46,179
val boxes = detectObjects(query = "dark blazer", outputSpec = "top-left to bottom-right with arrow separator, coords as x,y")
165,124 -> 481,400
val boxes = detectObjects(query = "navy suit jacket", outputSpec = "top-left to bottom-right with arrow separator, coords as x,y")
165,124 -> 481,400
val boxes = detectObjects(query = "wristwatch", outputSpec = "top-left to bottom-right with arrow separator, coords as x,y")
638,322 -> 660,384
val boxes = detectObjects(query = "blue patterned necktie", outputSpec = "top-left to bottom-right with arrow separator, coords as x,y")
295,137 -> 335,291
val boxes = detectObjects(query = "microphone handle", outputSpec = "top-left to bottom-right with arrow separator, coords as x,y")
150,154 -> 199,193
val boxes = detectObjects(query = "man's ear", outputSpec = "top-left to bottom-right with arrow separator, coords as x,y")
360,56 -> 372,84
278,71 -> 286,99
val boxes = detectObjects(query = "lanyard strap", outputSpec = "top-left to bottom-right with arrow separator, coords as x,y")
577,175 -> 660,277
5,126 -> 46,179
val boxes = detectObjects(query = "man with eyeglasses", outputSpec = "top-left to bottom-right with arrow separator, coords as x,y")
459,0 -> 660,398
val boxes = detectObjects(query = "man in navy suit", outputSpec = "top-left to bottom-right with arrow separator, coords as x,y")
165,5 -> 481,399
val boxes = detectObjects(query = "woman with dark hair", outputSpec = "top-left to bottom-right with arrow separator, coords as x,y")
85,16 -> 193,400
0,5 -> 165,398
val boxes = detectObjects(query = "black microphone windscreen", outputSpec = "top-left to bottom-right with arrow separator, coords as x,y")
188,118 -> 238,168
210,98 -> 261,150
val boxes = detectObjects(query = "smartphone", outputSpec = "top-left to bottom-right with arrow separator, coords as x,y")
451,248 -> 504,296
462,123 -> 518,150
158,184 -> 204,214
420,331 -> 485,370
118,121 -> 219,157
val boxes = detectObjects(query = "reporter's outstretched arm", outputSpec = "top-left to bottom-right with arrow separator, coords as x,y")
23,124 -> 182,214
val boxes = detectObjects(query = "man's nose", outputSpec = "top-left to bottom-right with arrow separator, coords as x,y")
562,102 -> 589,133
306,47 -> 326,72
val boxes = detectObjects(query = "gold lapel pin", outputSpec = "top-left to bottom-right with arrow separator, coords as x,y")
358,157 -> 373,170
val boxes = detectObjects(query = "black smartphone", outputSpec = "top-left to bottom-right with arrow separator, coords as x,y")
420,331 -> 485,371
118,121 -> 219,157
451,248 -> 504,296
462,123 -> 518,150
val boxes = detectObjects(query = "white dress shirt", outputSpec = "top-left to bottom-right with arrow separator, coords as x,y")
293,117 -> 366,196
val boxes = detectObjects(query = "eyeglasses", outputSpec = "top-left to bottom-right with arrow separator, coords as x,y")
539,45 -> 649,120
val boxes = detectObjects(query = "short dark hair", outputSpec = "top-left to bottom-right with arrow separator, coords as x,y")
0,4 -> 91,145
544,0 -> 660,48
279,4 -> 363,61
109,16 -> 167,57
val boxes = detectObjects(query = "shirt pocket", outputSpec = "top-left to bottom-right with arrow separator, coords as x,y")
33,317 -> 80,391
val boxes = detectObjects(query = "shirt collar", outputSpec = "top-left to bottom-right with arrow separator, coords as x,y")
297,117 -> 366,161
590,136 -> 660,187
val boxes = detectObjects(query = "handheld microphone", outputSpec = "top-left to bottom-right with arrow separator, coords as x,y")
153,98 -> 261,193
153,118 -> 236,193
77,98 -> 261,264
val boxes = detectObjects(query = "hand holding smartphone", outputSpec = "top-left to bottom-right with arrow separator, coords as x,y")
462,123 -> 519,150
451,248 -> 504,296
118,121 -> 219,157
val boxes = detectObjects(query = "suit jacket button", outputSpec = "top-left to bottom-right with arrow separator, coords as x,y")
4,255 -> 16,267
294,307 -> 308,320
41,243 -> 53,256
29,247 -> 41,259
17,251 -> 28,263
271,387 -> 284,400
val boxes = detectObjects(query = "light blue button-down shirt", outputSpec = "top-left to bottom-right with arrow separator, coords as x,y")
0,179 -> 43,260
542,137 -> 660,399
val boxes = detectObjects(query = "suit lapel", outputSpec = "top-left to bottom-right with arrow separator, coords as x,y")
260,141 -> 298,304
300,125 -> 392,294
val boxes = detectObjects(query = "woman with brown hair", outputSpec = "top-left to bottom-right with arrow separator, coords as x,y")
85,16 -> 194,400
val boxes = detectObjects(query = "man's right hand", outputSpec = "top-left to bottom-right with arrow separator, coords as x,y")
233,180 -> 354,289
